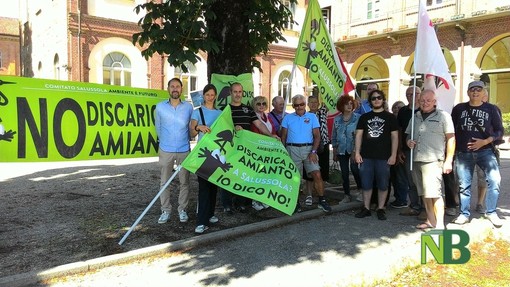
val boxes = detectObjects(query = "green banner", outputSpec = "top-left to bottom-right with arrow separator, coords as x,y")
295,0 -> 347,110
181,106 -> 300,215
211,73 -> 254,110
0,76 -> 168,162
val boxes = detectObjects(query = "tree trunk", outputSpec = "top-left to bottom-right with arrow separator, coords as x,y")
208,0 -> 252,81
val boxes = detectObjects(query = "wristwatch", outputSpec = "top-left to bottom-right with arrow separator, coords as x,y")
311,150 -> 317,154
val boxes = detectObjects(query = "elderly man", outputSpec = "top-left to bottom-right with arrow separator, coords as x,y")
281,95 -> 332,213
268,96 -> 287,136
406,90 -> 455,230
451,80 -> 504,228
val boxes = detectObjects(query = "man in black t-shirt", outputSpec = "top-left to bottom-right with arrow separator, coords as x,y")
221,83 -> 279,213
354,90 -> 398,220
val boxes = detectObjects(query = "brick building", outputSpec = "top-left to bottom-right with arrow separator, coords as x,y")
16,0 -> 309,107
0,17 -> 21,76
321,0 -> 510,112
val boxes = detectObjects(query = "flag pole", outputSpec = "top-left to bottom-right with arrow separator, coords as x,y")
118,165 -> 182,245
409,1 -> 425,171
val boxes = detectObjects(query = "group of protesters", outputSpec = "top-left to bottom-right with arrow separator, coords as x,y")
154,77 -> 504,234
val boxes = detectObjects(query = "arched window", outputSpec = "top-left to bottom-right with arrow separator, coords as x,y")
103,52 -> 131,86
278,70 -> 292,104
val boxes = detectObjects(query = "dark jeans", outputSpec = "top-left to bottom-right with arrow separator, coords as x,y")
197,176 -> 218,226
405,150 -> 421,210
220,188 -> 250,210
319,144 -> 330,181
337,153 -> 361,195
443,171 -> 458,209
392,162 -> 410,205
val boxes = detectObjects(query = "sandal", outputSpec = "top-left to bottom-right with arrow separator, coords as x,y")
416,222 -> 434,230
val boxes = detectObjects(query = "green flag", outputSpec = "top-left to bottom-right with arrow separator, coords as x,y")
295,0 -> 347,110
211,73 -> 254,110
181,106 -> 300,216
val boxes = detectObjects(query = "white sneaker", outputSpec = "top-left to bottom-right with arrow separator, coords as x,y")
340,195 -> 351,203
195,225 -> 209,234
305,196 -> 313,206
252,201 -> 265,211
209,216 -> 219,224
486,213 -> 503,228
158,211 -> 170,224
179,210 -> 189,223
356,193 -> 363,202
452,214 -> 469,225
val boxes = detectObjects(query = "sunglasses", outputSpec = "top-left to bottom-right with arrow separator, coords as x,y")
371,96 -> 383,101
256,102 -> 267,106
469,87 -> 483,92
293,102 -> 306,108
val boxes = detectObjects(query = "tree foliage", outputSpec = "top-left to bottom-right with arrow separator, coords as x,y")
133,0 -> 296,78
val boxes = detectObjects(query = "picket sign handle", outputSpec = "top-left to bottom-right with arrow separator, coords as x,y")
118,165 -> 182,245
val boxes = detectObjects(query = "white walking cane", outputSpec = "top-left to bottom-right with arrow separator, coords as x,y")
118,165 -> 182,245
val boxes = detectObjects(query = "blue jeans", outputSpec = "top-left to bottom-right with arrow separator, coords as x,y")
455,149 -> 501,217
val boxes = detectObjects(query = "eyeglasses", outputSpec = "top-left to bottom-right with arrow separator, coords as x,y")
469,87 -> 483,92
256,102 -> 267,106
293,102 -> 306,108
371,96 -> 383,101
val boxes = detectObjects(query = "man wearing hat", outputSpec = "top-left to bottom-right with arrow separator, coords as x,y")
450,80 -> 504,228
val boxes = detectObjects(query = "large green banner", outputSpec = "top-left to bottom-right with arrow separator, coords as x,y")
211,73 -> 253,110
0,76 -> 168,162
181,106 -> 300,215
295,0 -> 348,110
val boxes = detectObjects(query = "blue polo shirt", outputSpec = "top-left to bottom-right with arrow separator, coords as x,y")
155,100 -> 193,152
281,112 -> 320,144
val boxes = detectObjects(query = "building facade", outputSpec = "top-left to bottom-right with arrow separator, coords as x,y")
322,0 -> 510,113
8,0 -> 510,113
14,0 -> 309,107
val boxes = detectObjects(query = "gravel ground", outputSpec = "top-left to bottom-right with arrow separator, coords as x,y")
0,157 -> 323,278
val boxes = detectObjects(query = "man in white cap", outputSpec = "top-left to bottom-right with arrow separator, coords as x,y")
450,80 -> 504,228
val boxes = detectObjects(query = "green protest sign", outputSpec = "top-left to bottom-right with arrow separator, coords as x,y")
295,0 -> 348,110
0,76 -> 168,162
211,73 -> 254,110
181,105 -> 300,215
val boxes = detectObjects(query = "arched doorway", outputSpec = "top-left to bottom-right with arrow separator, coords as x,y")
477,34 -> 510,113
351,53 -> 389,100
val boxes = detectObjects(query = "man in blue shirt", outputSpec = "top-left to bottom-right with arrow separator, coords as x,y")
281,94 -> 332,213
155,78 -> 193,224
354,83 -> 378,115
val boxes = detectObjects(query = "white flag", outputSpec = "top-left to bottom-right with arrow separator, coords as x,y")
415,0 -> 456,113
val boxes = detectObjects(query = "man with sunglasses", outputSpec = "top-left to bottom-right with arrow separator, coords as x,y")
451,81 -> 504,228
354,90 -> 399,220
281,94 -> 332,213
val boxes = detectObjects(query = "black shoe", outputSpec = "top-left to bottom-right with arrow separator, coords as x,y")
318,199 -> 332,213
390,201 -> 407,209
376,209 -> 387,220
355,207 -> 371,218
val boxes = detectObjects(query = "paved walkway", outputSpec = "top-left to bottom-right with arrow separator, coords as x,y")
1,152 -> 509,287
